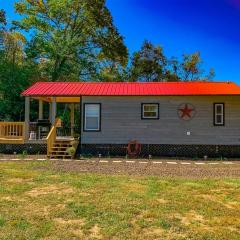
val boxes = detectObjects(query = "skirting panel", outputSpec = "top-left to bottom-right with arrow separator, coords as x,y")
0,144 -> 47,154
80,144 -> 240,158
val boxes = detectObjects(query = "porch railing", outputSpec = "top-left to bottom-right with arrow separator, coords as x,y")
46,118 -> 60,156
0,122 -> 25,143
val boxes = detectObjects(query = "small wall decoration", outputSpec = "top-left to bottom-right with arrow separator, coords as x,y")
178,103 -> 196,120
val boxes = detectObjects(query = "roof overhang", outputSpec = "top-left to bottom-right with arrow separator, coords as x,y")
22,81 -> 240,97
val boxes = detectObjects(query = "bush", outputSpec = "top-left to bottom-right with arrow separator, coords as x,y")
66,147 -> 76,157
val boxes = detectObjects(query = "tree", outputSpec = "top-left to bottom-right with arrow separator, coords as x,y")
2,32 -> 26,65
0,9 -> 7,51
0,9 -> 6,25
0,59 -> 39,121
128,41 -> 215,82
13,0 -> 128,81
168,52 -> 215,81
129,40 -> 167,82
0,10 -> 38,121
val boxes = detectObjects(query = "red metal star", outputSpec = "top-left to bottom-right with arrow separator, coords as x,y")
179,104 -> 194,119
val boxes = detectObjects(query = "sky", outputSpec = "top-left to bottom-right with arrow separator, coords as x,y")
1,0 -> 240,82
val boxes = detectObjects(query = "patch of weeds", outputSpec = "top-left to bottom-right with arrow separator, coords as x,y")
91,211 -> 122,227
70,174 -> 104,189
156,219 -> 172,230
0,215 -> 6,227
66,147 -> 76,158
11,184 -> 33,194
137,218 -> 153,228
67,202 -> 96,218
80,153 -> 93,159
12,219 -> 31,230
35,221 -> 53,238
128,191 -> 144,200
18,150 -> 28,160
103,222 -> 132,238
0,185 -> 7,193
67,202 -> 124,231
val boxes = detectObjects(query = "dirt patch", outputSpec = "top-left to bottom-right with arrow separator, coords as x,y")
6,178 -> 26,183
78,192 -> 91,196
121,182 -> 147,193
156,198 -> 168,204
54,219 -> 103,239
143,227 -> 164,237
54,218 -> 85,225
54,218 -> 86,238
1,196 -> 14,201
200,194 -> 238,209
174,210 -> 205,226
26,184 -> 74,197
71,229 -> 84,238
227,226 -> 240,233
40,204 -> 66,216
89,225 -> 103,240
131,211 -> 150,224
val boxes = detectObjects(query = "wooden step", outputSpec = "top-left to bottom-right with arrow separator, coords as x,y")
53,145 -> 71,149
48,138 -> 77,160
51,147 -> 68,150
50,155 -> 72,159
55,140 -> 72,144
51,146 -> 70,149
53,143 -> 72,146
50,151 -> 69,154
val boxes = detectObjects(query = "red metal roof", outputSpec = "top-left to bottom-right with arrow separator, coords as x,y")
21,81 -> 240,96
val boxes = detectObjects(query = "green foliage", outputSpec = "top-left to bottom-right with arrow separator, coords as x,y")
0,9 -> 6,26
66,146 -> 76,157
170,52 -> 215,81
129,40 -> 167,82
0,9 -> 6,51
0,56 -> 39,121
129,40 -> 215,82
0,215 -> 5,227
18,150 -> 28,159
13,0 -> 128,81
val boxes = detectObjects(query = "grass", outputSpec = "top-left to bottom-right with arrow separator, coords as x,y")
0,161 -> 239,240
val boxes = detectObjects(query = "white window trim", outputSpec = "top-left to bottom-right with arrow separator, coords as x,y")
214,103 -> 224,126
84,103 -> 101,131
142,103 -> 159,119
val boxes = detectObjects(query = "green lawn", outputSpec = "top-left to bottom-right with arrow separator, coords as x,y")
0,161 -> 239,240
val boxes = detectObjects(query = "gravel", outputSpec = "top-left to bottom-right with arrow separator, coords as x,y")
47,159 -> 240,179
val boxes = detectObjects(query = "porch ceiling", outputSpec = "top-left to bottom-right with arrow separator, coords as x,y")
32,96 -> 81,103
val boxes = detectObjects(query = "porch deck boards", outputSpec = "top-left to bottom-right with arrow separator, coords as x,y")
0,138 -> 24,144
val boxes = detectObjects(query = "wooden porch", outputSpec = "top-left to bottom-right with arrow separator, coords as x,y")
0,96 -> 80,157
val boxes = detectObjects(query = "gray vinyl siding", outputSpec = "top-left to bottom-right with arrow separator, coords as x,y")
81,96 -> 240,145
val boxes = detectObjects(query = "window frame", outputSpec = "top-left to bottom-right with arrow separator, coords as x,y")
141,103 -> 159,120
83,103 -> 101,132
213,103 -> 225,126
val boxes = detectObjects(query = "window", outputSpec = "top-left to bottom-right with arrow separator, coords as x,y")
84,103 -> 101,131
214,103 -> 224,126
141,103 -> 159,119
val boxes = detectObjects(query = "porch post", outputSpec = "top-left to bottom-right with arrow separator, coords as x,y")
70,103 -> 75,137
39,100 -> 43,120
24,96 -> 30,140
49,103 -> 52,123
51,97 -> 57,124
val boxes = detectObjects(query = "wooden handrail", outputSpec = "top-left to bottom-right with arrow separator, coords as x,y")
46,118 -> 60,156
0,122 -> 25,144
0,122 -> 25,138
